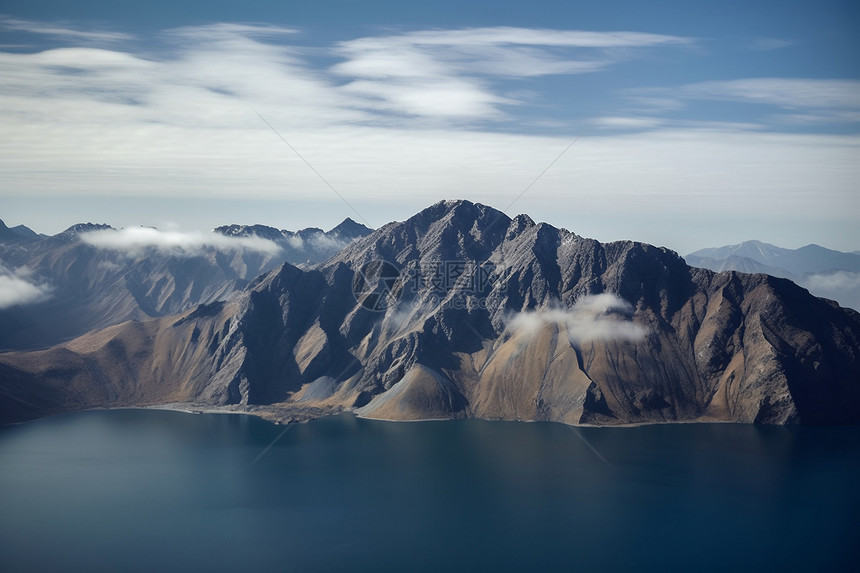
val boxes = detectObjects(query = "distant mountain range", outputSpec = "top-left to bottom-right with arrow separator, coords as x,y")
2,201 -> 858,427
686,240 -> 860,311
0,217 -> 371,350
687,240 -> 860,276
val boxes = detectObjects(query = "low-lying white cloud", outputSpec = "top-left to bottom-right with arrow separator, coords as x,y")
508,293 -> 648,343
0,264 -> 52,309
800,271 -> 860,311
80,227 -> 282,256
282,232 -> 350,251
284,235 -> 305,249
309,233 -> 349,251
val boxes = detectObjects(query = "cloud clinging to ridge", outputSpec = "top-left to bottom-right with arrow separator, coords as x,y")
0,264 -> 52,309
80,227 -> 282,256
508,293 -> 648,344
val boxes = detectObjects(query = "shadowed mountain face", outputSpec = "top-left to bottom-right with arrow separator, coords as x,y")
0,219 -> 371,350
0,219 -> 18,242
8,224 -> 41,241
2,201 -> 859,426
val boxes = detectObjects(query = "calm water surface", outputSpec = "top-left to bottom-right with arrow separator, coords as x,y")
1,410 -> 858,572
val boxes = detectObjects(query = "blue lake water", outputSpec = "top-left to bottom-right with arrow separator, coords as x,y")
1,410 -> 858,572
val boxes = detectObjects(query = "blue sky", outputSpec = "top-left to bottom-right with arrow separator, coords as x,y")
1,0 -> 858,253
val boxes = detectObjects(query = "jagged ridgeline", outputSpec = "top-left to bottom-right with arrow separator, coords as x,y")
1,200 -> 859,425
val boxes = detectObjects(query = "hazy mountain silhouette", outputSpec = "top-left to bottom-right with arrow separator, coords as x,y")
688,240 -> 860,275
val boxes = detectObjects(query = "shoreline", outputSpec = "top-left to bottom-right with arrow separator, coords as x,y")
5,402 -> 752,429
136,402 -> 345,425
121,402 -> 735,429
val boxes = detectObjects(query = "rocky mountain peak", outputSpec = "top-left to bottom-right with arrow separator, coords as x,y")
59,222 -> 114,235
329,218 -> 373,240
403,200 -> 498,231
329,200 -> 511,268
505,214 -> 536,239
50,223 -> 115,244
214,224 -> 284,242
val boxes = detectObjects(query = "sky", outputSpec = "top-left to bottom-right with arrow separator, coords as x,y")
1,0 -> 858,254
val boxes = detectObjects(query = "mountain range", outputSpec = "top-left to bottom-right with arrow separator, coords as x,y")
0,218 -> 371,350
1,201 -> 858,426
686,240 -> 860,311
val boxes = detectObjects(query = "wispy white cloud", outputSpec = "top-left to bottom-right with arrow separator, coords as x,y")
79,227 -> 282,256
507,293 -> 648,343
748,37 -> 793,51
0,16 -> 131,43
596,115 -> 765,132
769,110 -> 860,125
308,233 -> 349,251
332,27 -> 692,120
630,78 -> 860,125
280,230 -> 349,251
0,21 -> 857,250
0,22 -> 705,197
341,77 -> 511,119
680,78 -> 860,110
342,28 -> 691,50
167,22 -> 299,40
285,235 -> 305,249
0,264 -> 51,308
594,116 -> 665,129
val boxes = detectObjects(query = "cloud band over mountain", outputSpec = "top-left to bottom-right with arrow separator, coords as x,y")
0,264 -> 52,309
507,293 -> 648,343
79,227 -> 282,256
